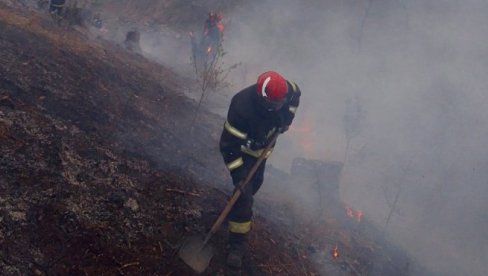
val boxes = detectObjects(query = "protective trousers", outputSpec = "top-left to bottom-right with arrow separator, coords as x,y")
228,155 -> 266,249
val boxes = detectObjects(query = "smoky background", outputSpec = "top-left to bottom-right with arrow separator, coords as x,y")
91,0 -> 487,275
212,1 -> 488,275
9,0 -> 488,274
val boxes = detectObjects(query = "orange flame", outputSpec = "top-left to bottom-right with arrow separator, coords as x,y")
345,204 -> 363,222
332,245 -> 339,259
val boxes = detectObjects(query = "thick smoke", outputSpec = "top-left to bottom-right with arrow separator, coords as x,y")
133,0 -> 487,274
217,1 -> 488,275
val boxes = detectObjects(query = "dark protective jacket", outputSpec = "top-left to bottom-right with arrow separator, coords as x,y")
219,81 -> 301,171
203,18 -> 224,44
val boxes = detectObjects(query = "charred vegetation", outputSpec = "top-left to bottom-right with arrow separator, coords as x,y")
0,1 -> 413,275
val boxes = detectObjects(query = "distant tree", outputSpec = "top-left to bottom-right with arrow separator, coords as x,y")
343,95 -> 364,166
357,0 -> 374,52
382,159 -> 411,234
357,0 -> 409,52
190,36 -> 241,132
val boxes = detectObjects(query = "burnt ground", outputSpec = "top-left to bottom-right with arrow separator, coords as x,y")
0,2 -> 415,276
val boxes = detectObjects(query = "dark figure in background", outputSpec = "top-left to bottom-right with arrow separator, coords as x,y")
124,30 -> 142,54
202,11 -> 224,58
219,71 -> 301,268
190,11 -> 224,72
49,0 -> 65,16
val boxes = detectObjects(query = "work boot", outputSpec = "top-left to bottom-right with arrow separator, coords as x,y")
226,247 -> 244,268
226,232 -> 248,268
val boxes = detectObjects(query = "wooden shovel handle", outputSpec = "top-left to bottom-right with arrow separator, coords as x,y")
202,131 -> 280,246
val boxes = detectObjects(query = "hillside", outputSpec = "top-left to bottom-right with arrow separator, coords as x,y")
0,1 -> 413,275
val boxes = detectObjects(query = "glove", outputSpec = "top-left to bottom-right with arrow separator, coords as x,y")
245,139 -> 266,150
275,111 -> 290,133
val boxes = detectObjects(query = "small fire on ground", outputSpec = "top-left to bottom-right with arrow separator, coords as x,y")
345,205 -> 363,222
331,244 -> 339,259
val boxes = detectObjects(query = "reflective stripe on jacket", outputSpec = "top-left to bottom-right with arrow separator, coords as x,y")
219,81 -> 301,170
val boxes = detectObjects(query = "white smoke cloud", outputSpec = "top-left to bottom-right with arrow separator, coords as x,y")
219,1 -> 488,275
114,1 -> 488,274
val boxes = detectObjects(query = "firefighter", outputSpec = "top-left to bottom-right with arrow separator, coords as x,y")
219,71 -> 301,268
203,11 -> 224,46
190,11 -> 225,73
201,11 -> 224,65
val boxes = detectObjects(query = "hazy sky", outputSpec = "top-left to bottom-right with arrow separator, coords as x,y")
217,1 -> 488,275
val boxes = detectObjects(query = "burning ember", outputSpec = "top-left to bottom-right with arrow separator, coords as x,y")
331,245 -> 339,259
206,46 -> 212,55
345,205 -> 363,222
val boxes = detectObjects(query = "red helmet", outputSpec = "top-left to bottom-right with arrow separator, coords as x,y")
256,71 -> 288,110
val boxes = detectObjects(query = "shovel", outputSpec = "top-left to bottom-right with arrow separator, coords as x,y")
178,131 -> 280,273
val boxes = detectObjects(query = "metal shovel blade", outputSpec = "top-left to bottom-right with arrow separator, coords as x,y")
178,236 -> 214,273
